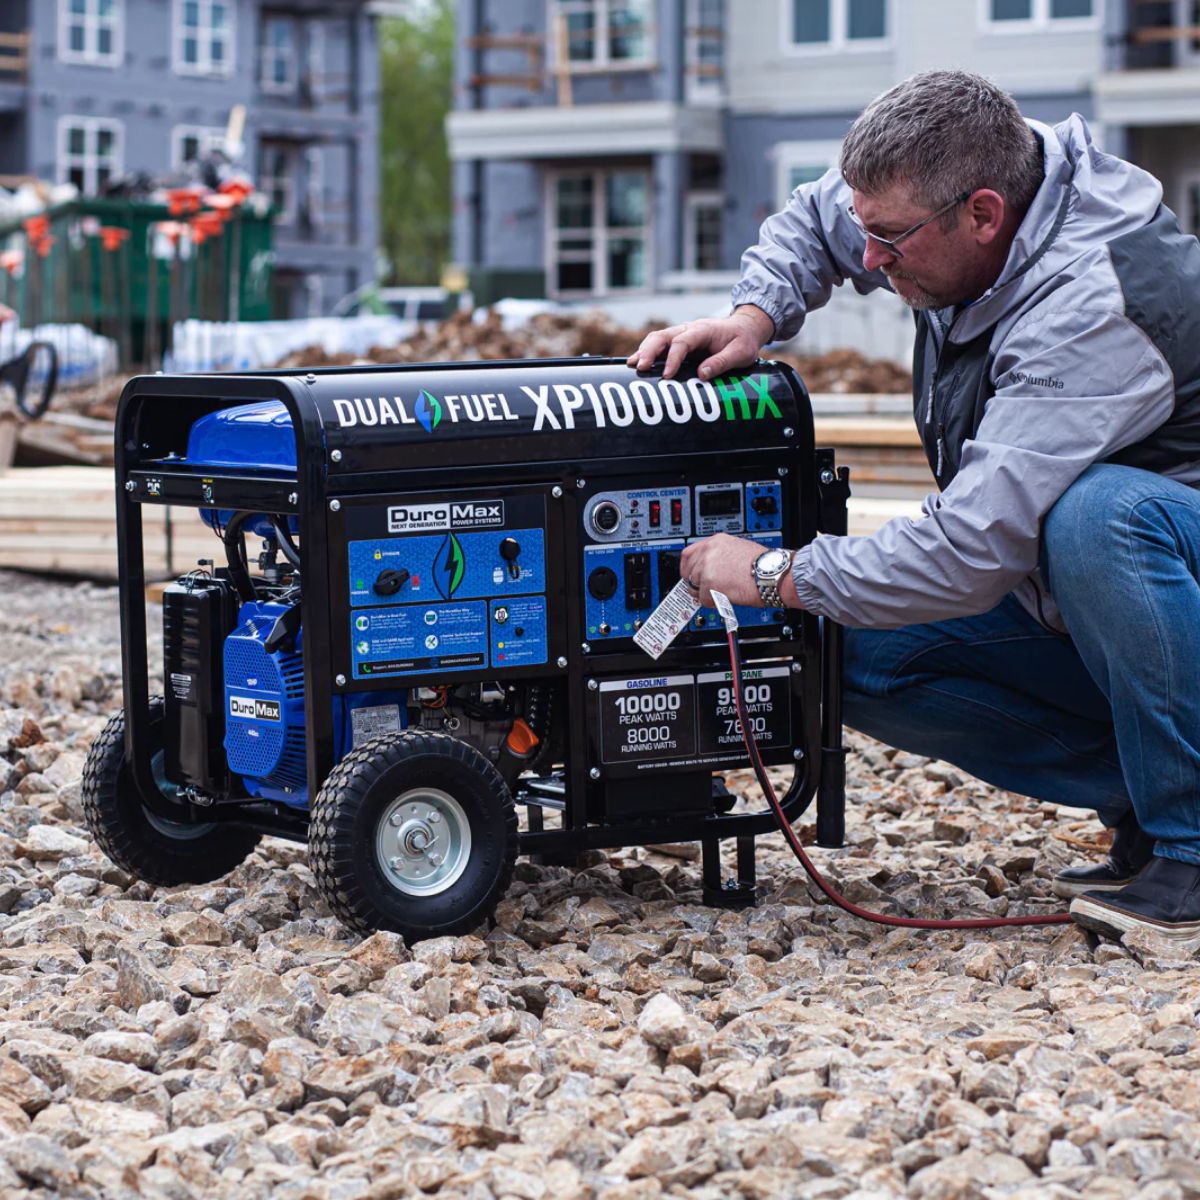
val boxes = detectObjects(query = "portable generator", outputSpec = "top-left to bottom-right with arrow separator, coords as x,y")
82,357 -> 850,939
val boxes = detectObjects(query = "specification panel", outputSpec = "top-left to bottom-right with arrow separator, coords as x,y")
596,667 -> 793,774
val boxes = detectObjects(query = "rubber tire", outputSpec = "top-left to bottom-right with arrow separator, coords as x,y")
309,731 -> 518,940
81,700 -> 260,885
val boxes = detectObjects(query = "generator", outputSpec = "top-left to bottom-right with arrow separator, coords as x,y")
82,357 -> 850,939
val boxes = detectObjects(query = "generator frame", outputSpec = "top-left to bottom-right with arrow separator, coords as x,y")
113,357 -> 849,907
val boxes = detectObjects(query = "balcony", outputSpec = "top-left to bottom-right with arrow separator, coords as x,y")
461,12 -> 722,108
1096,6 -> 1200,125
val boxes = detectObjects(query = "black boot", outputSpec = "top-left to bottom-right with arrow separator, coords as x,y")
1051,809 -> 1155,900
1070,855 -> 1200,945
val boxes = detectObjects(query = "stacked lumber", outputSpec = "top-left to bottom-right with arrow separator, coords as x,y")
813,416 -> 932,500
0,466 -> 925,580
0,467 -> 221,579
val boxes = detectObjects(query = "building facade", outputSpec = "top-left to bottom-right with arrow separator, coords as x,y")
447,0 -> 1200,302
0,0 -> 380,317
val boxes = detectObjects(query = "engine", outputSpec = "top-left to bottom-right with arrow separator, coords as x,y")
163,568 -> 556,808
223,600 -> 308,804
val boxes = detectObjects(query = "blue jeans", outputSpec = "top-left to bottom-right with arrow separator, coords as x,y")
843,463 -> 1200,866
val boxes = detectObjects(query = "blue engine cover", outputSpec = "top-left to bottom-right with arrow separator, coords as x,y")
223,600 -> 409,806
224,601 -> 307,805
186,401 -> 299,534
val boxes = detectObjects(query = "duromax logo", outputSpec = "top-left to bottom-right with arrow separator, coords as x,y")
433,533 -> 466,599
415,390 -> 442,433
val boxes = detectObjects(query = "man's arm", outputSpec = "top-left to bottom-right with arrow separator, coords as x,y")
790,308 -> 1175,628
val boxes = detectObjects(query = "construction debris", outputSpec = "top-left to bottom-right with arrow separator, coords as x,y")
22,310 -> 915,471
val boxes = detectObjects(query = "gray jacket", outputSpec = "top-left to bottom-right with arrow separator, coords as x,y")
731,115 -> 1200,630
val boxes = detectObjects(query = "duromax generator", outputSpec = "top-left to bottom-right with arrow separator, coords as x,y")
83,358 -> 850,939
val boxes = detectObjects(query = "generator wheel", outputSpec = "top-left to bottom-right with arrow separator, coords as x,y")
81,700 -> 260,885
309,731 -> 518,940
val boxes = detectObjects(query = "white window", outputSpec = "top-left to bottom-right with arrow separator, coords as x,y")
57,117 -> 123,194
684,191 -> 723,271
307,22 -> 325,100
304,147 -> 323,232
686,0 -> 722,100
981,0 -> 1096,31
547,169 -> 650,297
259,141 -> 297,225
786,0 -> 890,51
773,139 -> 843,210
1174,0 -> 1200,66
552,0 -> 652,69
172,125 -> 225,170
58,0 -> 123,66
261,14 -> 296,93
173,0 -> 234,76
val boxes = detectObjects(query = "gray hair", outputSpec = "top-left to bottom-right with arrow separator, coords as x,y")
840,71 -> 1044,220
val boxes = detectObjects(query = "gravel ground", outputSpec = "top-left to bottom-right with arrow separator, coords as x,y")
0,567 -> 1198,1200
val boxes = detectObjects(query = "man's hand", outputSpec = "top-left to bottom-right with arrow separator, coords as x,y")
626,305 -> 775,381
0,304 -> 14,326
680,533 -> 767,608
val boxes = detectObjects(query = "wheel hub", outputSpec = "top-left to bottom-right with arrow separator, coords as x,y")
375,788 -> 470,896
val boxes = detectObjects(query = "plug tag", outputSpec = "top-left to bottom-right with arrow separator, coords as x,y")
634,579 -> 702,660
710,589 -> 739,630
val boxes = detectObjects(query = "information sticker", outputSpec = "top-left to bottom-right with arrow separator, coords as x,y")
633,580 -> 702,660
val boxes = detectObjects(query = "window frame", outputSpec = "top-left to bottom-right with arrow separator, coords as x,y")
772,139 -> 843,211
260,13 -> 297,94
978,0 -> 1099,34
171,124 -> 226,171
172,0 -> 236,78
685,0 -> 723,101
782,0 -> 894,56
545,166 -> 653,299
550,0 -> 655,72
58,0 -> 124,67
1178,170 -> 1200,240
57,116 -> 124,195
259,140 -> 298,226
683,190 -> 724,272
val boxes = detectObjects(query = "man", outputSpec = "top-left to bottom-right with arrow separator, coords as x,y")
629,70 -> 1200,946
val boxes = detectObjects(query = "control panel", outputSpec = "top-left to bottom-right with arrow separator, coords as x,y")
339,491 -> 551,680
582,478 -> 787,645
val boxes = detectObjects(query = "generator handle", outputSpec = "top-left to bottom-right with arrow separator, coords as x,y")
815,451 -> 850,848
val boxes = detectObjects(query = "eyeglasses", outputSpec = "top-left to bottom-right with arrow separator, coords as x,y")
847,190 -> 971,259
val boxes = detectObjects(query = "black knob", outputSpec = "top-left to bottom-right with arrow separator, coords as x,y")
588,566 -> 618,601
373,568 -> 410,596
499,537 -> 520,561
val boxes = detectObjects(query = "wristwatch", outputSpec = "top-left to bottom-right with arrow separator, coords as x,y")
752,547 -> 794,608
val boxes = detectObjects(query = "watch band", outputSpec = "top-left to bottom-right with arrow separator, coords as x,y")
754,549 -> 793,608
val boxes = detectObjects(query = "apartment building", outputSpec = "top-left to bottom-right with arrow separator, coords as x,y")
0,0 -> 380,318
447,0 -> 1200,301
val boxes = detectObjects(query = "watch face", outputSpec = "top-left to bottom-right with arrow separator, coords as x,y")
756,548 -> 790,576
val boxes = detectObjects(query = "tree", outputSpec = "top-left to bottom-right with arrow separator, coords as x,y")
378,1 -> 454,285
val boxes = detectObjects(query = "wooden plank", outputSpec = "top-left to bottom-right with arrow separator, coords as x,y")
814,418 -> 921,446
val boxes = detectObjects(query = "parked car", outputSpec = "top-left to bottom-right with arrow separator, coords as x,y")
332,286 -> 451,322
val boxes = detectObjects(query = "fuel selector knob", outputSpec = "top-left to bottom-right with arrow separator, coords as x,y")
588,566 -> 618,601
590,501 -> 621,536
373,568 -> 410,596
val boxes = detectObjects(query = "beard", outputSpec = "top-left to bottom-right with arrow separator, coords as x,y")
885,270 -> 944,310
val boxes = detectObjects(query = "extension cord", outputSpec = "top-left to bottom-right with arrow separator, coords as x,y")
725,627 -> 1073,931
